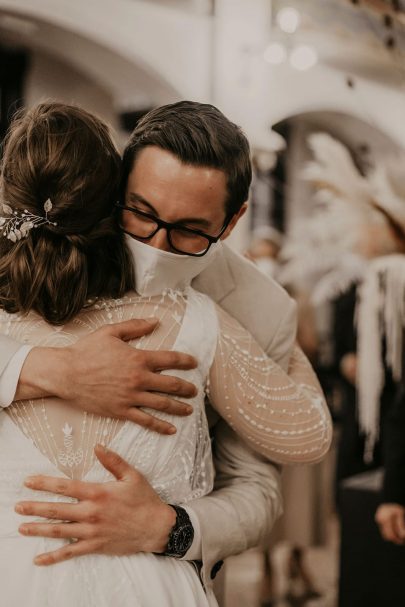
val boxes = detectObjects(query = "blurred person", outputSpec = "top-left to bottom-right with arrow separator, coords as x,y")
0,102 -> 332,607
356,256 -> 405,545
264,133 -> 405,605
375,379 -> 405,545
245,225 -> 283,279
280,132 -> 405,485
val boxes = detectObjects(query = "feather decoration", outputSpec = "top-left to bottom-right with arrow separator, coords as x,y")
356,255 -> 405,459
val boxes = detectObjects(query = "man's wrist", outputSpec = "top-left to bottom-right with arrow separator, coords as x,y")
17,346 -> 72,400
151,503 -> 177,554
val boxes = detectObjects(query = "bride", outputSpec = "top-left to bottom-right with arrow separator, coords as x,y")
0,102 -> 331,607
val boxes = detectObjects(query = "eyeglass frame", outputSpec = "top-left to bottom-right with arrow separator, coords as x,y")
115,202 -> 233,257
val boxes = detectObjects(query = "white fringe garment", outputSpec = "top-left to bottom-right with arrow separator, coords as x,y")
357,255 -> 405,460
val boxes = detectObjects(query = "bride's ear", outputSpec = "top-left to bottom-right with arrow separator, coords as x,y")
220,203 -> 248,240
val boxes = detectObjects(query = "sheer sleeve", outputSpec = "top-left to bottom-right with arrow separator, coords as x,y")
207,306 -> 332,465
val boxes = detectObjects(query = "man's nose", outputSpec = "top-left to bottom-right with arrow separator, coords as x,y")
147,228 -> 171,252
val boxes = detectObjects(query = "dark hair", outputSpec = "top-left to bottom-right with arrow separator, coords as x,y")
121,101 -> 252,217
0,102 -> 134,324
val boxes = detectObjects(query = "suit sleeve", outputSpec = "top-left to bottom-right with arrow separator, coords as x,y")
181,420 -> 282,590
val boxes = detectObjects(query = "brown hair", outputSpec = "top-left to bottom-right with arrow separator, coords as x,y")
0,102 -> 134,324
121,101 -> 252,217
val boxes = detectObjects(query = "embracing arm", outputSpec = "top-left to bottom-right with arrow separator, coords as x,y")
0,320 -> 198,434
208,307 -> 332,465
182,420 -> 282,588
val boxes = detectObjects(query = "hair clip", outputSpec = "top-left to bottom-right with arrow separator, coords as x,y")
0,199 -> 57,242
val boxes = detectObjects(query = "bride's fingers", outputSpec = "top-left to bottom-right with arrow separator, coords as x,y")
19,521 -> 90,541
33,539 -> 100,566
15,500 -> 85,521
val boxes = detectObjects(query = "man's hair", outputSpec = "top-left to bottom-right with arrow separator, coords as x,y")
0,102 -> 134,324
121,101 -> 252,217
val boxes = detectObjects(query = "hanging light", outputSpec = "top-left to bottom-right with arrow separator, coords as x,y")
276,7 -> 300,34
289,45 -> 318,70
263,42 -> 287,65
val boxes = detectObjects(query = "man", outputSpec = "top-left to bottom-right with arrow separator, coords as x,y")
375,367 -> 405,545
0,101 -> 299,601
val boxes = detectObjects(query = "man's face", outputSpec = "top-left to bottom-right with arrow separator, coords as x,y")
123,146 -> 246,253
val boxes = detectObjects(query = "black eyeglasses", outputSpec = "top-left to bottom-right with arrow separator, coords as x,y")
116,203 -> 231,257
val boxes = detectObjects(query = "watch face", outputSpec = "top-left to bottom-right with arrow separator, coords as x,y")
167,523 -> 194,557
164,505 -> 195,558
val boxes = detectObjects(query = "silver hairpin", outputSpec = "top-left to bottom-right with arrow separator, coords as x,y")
0,198 -> 57,242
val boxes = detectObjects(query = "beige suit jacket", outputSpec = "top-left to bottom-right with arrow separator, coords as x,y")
189,244 -> 296,601
0,243 -> 296,604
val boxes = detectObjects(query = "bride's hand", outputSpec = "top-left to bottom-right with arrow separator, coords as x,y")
15,445 -> 178,566
17,318 -> 198,435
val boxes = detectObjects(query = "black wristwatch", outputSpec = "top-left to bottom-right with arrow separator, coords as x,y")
163,505 -> 194,558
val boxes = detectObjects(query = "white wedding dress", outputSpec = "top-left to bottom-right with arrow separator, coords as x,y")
0,286 -> 330,607
0,288 -> 217,607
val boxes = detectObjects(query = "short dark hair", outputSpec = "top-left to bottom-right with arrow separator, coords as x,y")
121,101 -> 252,217
0,102 -> 134,325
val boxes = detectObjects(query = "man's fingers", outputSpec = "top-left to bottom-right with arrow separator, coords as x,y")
126,407 -> 177,435
94,444 -> 135,481
145,350 -> 197,373
139,392 -> 193,417
34,540 -> 99,566
381,519 -> 397,543
105,318 -> 159,341
19,522 -> 88,540
393,512 -> 405,543
376,505 -> 405,544
24,476 -> 96,501
15,500 -> 84,521
142,370 -> 197,398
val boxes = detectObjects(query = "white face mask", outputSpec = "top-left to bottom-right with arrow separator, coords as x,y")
125,235 -> 222,296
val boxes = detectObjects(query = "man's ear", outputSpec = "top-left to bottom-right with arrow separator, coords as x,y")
220,203 -> 248,240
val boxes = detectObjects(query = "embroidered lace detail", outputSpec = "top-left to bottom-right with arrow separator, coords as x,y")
1,287 -> 331,495
208,306 -> 332,464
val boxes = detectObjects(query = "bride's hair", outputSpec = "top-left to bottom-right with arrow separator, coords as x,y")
0,102 -> 134,324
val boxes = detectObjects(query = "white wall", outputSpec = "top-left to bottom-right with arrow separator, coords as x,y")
25,51 -> 120,133
0,0 -> 213,102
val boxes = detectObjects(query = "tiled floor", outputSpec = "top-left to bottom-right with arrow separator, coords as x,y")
221,516 -> 339,607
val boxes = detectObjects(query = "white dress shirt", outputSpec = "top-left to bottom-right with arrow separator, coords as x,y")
0,345 -> 32,407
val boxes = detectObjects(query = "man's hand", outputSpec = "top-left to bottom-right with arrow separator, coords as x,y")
15,445 -> 177,566
339,352 -> 357,386
375,503 -> 405,544
17,319 -> 198,434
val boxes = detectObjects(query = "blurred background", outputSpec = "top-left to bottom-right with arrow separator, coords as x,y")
2,1 -> 405,606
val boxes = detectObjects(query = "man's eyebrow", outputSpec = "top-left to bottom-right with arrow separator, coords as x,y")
128,193 -> 157,214
128,192 -> 213,230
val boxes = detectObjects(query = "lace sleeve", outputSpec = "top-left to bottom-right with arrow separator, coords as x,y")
207,306 -> 332,465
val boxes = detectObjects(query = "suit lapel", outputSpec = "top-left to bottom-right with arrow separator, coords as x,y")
192,244 -> 236,303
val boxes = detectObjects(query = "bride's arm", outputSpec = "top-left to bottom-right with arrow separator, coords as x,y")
208,306 -> 332,465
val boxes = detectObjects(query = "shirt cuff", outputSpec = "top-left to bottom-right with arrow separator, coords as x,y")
180,505 -> 202,561
0,345 -> 33,407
